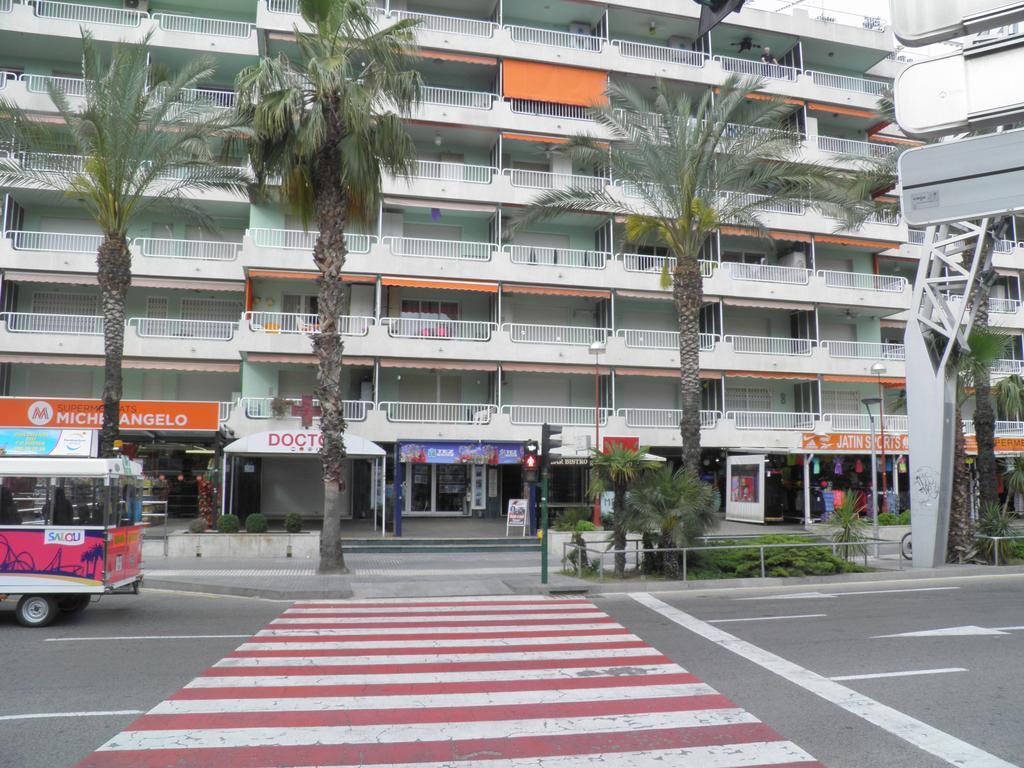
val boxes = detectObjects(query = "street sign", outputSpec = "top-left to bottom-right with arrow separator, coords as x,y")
895,35 -> 1024,137
898,127 -> 1024,225
890,0 -> 1024,45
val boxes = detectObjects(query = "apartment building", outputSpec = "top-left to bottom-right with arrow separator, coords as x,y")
1,0 -> 997,528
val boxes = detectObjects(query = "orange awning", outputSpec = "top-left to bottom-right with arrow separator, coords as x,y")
0,354 -> 102,367
615,367 -> 677,378
379,359 -> 496,371
815,234 -> 900,250
700,370 -> 723,380
823,375 -> 906,384
724,298 -> 813,311
502,362 -> 610,375
868,134 -> 923,147
124,360 -> 240,372
247,269 -> 374,283
501,132 -> 570,145
719,226 -> 813,243
726,371 -> 817,380
616,289 -> 674,301
807,103 -> 877,119
418,49 -> 496,66
502,284 -> 610,299
713,88 -> 803,107
246,354 -> 374,366
381,277 -> 498,293
502,60 -> 608,106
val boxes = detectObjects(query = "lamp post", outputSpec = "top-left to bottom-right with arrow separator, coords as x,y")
589,339 -> 606,527
862,397 -> 882,557
871,361 -> 888,513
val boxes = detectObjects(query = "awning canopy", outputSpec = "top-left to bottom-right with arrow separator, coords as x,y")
502,60 -> 608,106
502,284 -> 609,299
225,430 -> 385,458
380,359 -> 496,371
726,371 -> 817,380
719,226 -> 813,243
382,277 -> 498,293
823,375 -> 906,384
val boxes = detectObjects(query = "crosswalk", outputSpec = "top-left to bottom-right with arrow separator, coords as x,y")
76,595 -> 823,767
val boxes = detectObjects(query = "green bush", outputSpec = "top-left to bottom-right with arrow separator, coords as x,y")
216,513 -> 241,533
687,535 -> 869,580
284,512 -> 303,533
245,513 -> 269,533
554,507 -> 594,532
188,517 -> 207,534
877,510 -> 911,526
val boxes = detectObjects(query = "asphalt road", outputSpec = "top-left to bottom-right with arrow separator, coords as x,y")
3,574 -> 1024,767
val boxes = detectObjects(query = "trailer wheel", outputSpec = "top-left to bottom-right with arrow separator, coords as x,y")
15,595 -> 58,628
58,595 -> 91,613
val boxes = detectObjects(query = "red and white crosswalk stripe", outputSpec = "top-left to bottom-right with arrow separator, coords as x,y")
76,595 -> 823,768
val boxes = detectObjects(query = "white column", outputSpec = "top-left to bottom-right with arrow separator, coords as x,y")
803,453 -> 812,527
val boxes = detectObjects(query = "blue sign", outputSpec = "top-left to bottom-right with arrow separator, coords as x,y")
398,441 -> 525,465
0,428 -> 95,457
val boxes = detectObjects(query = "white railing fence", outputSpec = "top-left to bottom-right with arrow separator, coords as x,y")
730,411 -> 817,430
248,228 -> 375,254
381,402 -> 497,424
382,317 -> 494,341
506,168 -> 607,192
508,99 -> 596,122
623,253 -> 673,274
246,312 -> 374,336
504,405 -> 610,426
9,230 -> 103,253
412,159 -> 495,184
817,270 -> 907,293
129,317 -> 235,340
817,136 -> 896,159
821,340 -> 906,360
4,312 -> 102,335
506,24 -> 603,52
808,70 -> 886,95
612,39 -> 706,68
824,413 -> 909,433
504,244 -> 608,270
134,237 -> 241,261
153,12 -> 253,38
421,85 -> 494,109
391,9 -> 495,38
242,396 -> 372,422
618,408 -> 722,429
504,323 -> 610,347
727,335 -> 814,356
715,55 -> 799,80
384,236 -> 493,261
32,0 -> 146,27
23,74 -> 88,97
725,261 -> 810,285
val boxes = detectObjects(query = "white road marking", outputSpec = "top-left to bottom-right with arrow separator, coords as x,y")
213,646 -> 657,667
632,592 -> 1018,768
256,621 -> 618,637
0,710 -> 142,721
708,614 -> 827,624
45,634 -> 252,642
737,586 -> 960,600
874,625 -> 1024,639
237,633 -> 643,651
292,595 -> 580,604
283,603 -> 589,615
269,611 -> 607,624
829,668 -> 968,682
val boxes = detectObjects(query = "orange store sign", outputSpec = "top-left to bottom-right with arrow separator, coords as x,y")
964,436 -> 1024,455
0,398 -> 219,432
802,433 -> 909,452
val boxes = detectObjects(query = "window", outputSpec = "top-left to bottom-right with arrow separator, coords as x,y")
400,300 -> 459,320
822,390 -> 862,414
722,250 -> 766,264
725,386 -> 771,412
282,294 -> 318,316
31,292 -> 98,316
146,297 -> 169,319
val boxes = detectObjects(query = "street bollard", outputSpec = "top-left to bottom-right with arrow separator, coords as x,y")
760,546 -> 766,578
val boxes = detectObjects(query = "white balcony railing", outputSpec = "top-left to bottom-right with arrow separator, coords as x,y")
23,74 -> 88,97
32,0 -> 146,27
384,236 -> 493,262
612,39 -> 707,68
18,151 -> 86,173
821,340 -> 906,360
134,238 -> 241,261
715,55 -> 799,81
505,24 -> 603,52
9,230 -> 103,254
618,408 -> 721,429
727,335 -> 813,356
622,253 -> 674,275
242,396 -> 372,422
722,191 -> 806,215
504,323 -> 609,347
817,136 -> 896,159
4,312 -> 102,335
0,0 -> 11,13
963,420 -> 1024,437
504,405 -> 610,427
248,228 -> 375,254
730,411 -> 817,430
993,359 -> 1024,376
507,169 -> 607,192
724,261 -> 810,285
619,329 -> 677,350
991,297 -> 1021,314
817,270 -> 907,293
412,160 -> 495,184
218,401 -> 234,423
153,12 -> 253,38
391,9 -> 495,38
808,71 -> 887,96
381,402 -> 497,424
265,0 -> 301,14
421,85 -> 494,110
504,245 -> 608,270
824,413 -> 909,434
129,317 -> 236,341
382,317 -> 495,341
246,312 -> 374,336
178,88 -> 236,110
508,99 -> 596,122
866,209 -> 902,226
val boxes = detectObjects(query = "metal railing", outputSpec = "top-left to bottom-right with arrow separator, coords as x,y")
866,209 -> 902,226
722,191 -> 806,215
265,0 -> 301,14
817,135 -> 896,159
504,405 -> 610,426
817,270 -> 906,293
978,534 -> 1024,567
384,236 -> 493,261
727,334 -> 813,356
18,151 -> 86,173
242,396 -> 371,422
0,0 -> 11,12
612,39 -> 706,68
504,244 -> 608,270
248,228 -> 375,254
725,261 -> 810,285
421,85 -> 494,109
619,329 -> 678,350
506,168 -> 607,192
824,413 -> 909,433
153,12 -> 253,38
506,24 -> 603,52
32,0 -> 146,27
962,420 -> 1024,437
382,317 -> 494,341
412,159 -> 495,184
23,74 -> 87,97
9,230 -> 103,253
729,410 -> 817,430
128,317 -> 236,341
4,312 -> 102,335
246,312 -> 374,336
808,70 -> 887,95
391,9 -> 495,37
504,323 -> 609,347
508,99 -> 596,122
991,297 -> 1021,314
723,122 -> 798,143
715,55 -> 799,80
178,87 -> 236,110
218,401 -> 234,423
992,359 -> 1024,375
380,402 -> 497,424
134,237 -> 240,261
622,253 -> 674,274
821,340 -> 906,360
618,408 -> 721,429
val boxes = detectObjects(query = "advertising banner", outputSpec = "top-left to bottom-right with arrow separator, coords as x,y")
802,433 -> 910,453
0,398 -> 219,432
105,524 -> 144,586
0,527 -> 106,591
505,499 -> 528,537
0,428 -> 96,457
399,441 -> 526,465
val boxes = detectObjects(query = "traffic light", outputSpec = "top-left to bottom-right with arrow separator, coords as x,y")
541,423 -> 562,475
523,439 -> 540,484
693,0 -> 746,38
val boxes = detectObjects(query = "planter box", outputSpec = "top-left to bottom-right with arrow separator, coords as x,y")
876,524 -> 911,542
546,530 -> 643,562
157,532 -> 319,559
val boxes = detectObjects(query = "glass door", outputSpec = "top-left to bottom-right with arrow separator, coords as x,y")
409,464 -> 431,513
435,465 -> 468,515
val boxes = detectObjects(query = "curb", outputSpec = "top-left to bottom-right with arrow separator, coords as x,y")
143,578 -> 354,600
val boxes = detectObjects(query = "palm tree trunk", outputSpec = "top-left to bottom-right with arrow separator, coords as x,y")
96,234 -> 130,457
613,481 -> 627,577
659,534 -> 680,579
948,404 -> 973,562
673,253 -> 704,475
972,288 -> 999,512
312,146 -> 350,575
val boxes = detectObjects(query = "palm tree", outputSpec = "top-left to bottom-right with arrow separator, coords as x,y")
995,374 -> 1024,421
235,0 -> 420,574
523,76 -> 839,474
0,34 -> 247,456
626,465 -> 718,579
589,444 -> 657,577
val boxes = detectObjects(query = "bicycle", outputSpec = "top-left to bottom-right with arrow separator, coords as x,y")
900,531 -> 913,561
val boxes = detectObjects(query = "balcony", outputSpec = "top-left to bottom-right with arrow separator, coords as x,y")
383,236 -> 493,262
134,238 -> 241,262
729,411 -> 817,430
393,9 -> 495,38
714,55 -> 799,81
506,169 -> 607,192
507,99 -> 596,122
727,335 -> 814,356
817,270 -> 906,293
823,413 -> 909,433
31,0 -> 146,28
10,230 -> 102,254
421,85 -> 494,110
504,245 -> 608,270
504,405 -> 610,426
152,12 -> 253,39
993,359 -> 1024,376
723,261 -> 810,286
4,312 -> 101,336
381,317 -> 495,341
504,323 -> 609,347
241,397 -> 372,422
411,159 -> 496,184
618,329 -> 719,352
962,420 -> 1024,437
248,228 -> 375,255
505,24 -> 603,52
817,136 -> 896,159
380,402 -> 497,424
128,318 -> 236,341
612,39 -> 707,69
618,408 -> 720,429
821,340 -> 906,361
246,312 -> 374,336
807,71 -> 886,96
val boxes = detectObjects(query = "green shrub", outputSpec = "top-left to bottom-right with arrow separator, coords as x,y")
216,513 -> 241,533
687,535 -> 868,580
245,513 -> 269,533
554,507 -> 594,532
877,511 -> 911,526
284,512 -> 303,533
188,517 -> 207,534
572,520 -> 598,532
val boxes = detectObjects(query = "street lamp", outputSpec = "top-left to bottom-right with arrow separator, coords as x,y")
871,361 -> 889,513
862,396 -> 882,557
589,339 -> 606,527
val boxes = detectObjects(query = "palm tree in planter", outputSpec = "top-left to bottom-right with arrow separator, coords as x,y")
235,0 -> 420,574
0,34 -> 248,456
522,75 -> 839,474
995,373 -> 1024,422
589,444 -> 658,577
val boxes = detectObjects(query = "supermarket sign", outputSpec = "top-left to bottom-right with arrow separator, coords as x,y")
0,398 -> 219,432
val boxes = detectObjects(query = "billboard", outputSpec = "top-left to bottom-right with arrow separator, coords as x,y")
0,398 -> 219,432
0,428 -> 96,457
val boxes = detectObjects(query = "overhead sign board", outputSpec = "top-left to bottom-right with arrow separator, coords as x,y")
895,36 -> 1024,138
898,127 -> 1024,225
0,428 -> 96,457
0,398 -> 220,432
890,0 -> 1024,45
802,433 -> 910,453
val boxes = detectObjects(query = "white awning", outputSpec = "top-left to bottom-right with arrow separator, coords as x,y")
224,430 -> 385,458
